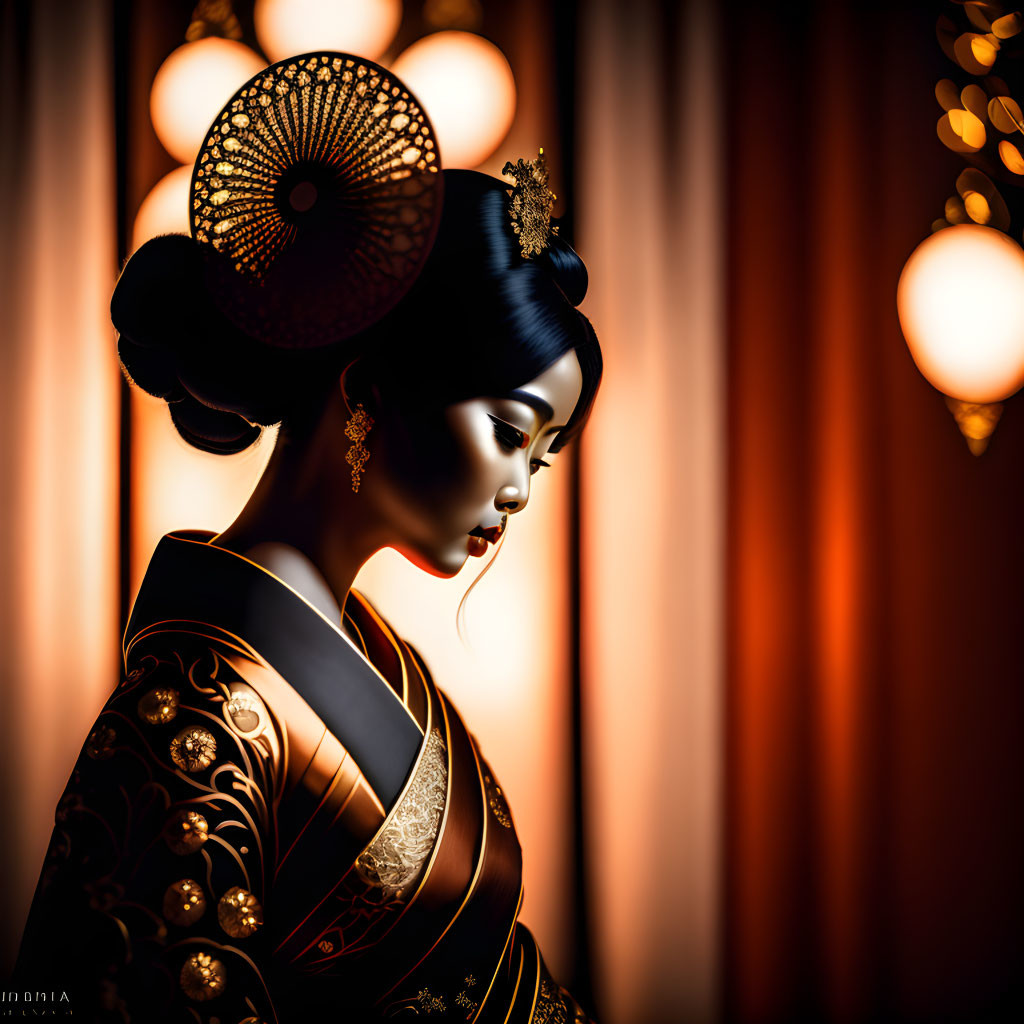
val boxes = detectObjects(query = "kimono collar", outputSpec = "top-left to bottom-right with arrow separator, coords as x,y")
124,530 -> 422,808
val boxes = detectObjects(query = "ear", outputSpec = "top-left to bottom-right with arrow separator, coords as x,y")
340,360 -> 384,418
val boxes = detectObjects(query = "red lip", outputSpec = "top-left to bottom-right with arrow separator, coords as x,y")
468,515 -> 508,549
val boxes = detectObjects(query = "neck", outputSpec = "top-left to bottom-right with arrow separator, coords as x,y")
213,393 -> 386,623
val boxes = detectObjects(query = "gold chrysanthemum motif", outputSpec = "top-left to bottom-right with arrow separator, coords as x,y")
356,728 -> 447,895
170,726 -> 217,772
164,808 -> 209,855
180,951 -> 226,1001
190,52 -> 443,348
85,724 -> 116,760
138,686 -> 180,725
217,885 -> 263,938
225,688 -> 264,735
502,148 -> 558,258
162,878 -> 207,926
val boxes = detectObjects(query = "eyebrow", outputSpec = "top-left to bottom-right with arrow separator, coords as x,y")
507,389 -> 555,423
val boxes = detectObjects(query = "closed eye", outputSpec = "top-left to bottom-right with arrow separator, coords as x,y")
488,414 -> 528,451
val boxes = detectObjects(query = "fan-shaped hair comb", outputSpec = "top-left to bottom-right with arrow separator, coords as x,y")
190,51 -> 443,349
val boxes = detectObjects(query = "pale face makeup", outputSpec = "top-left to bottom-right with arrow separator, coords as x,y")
361,348 -> 584,577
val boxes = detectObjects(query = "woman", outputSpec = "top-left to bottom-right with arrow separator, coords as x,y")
14,53 -> 600,1023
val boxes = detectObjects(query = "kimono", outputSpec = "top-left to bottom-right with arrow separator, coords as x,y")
14,530 -> 591,1023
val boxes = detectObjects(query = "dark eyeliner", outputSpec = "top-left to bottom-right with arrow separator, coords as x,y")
488,414 -> 528,450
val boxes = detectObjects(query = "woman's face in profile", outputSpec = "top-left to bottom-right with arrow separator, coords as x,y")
361,348 -> 584,576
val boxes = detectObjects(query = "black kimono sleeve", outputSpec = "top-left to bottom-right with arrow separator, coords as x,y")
13,637 -> 285,1023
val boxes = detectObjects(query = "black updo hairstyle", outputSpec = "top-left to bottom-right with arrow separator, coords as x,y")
112,169 -> 602,455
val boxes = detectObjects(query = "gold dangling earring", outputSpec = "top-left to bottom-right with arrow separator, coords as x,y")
344,403 -> 374,493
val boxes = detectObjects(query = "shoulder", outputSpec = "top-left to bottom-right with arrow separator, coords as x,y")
112,631 -> 286,792
16,635 -> 282,1017
74,634 -> 284,885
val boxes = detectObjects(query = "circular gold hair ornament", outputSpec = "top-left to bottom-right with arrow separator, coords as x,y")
190,52 -> 443,348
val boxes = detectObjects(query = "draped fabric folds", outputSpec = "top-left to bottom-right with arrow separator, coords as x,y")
0,0 -> 120,979
14,533 -> 591,1022
724,3 -> 1024,1022
578,2 -> 724,1022
578,2 -> 1024,1021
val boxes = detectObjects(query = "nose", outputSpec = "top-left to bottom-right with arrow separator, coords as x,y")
494,483 -> 528,514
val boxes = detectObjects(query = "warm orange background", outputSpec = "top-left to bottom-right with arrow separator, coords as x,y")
2,2 -> 1024,1024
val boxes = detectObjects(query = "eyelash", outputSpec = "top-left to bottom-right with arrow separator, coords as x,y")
489,415 -> 528,451
489,414 -> 551,474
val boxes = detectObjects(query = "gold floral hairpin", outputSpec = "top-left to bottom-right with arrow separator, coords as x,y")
502,148 -> 559,259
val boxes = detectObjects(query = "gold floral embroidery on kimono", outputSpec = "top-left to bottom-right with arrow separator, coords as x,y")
356,728 -> 448,896
14,531 -> 595,1023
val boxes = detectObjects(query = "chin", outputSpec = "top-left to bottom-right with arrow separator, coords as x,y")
394,542 -> 468,579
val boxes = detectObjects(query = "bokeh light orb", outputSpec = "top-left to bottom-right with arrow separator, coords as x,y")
150,38 -> 265,164
132,165 -> 192,253
897,223 -> 1024,403
392,31 -> 515,168
254,0 -> 403,63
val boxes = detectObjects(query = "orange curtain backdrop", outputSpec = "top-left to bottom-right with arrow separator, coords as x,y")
578,2 -> 724,1022
725,2 -> 1024,1022
0,0 -> 120,976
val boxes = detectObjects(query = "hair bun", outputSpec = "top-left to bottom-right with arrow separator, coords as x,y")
112,234 -> 204,354
540,224 -> 588,307
113,235 -> 277,455
168,394 -> 261,455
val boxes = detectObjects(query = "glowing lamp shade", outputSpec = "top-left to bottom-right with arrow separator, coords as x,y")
897,223 -> 1024,403
254,0 -> 403,63
150,38 -> 265,164
132,166 -> 192,253
392,31 -> 516,168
